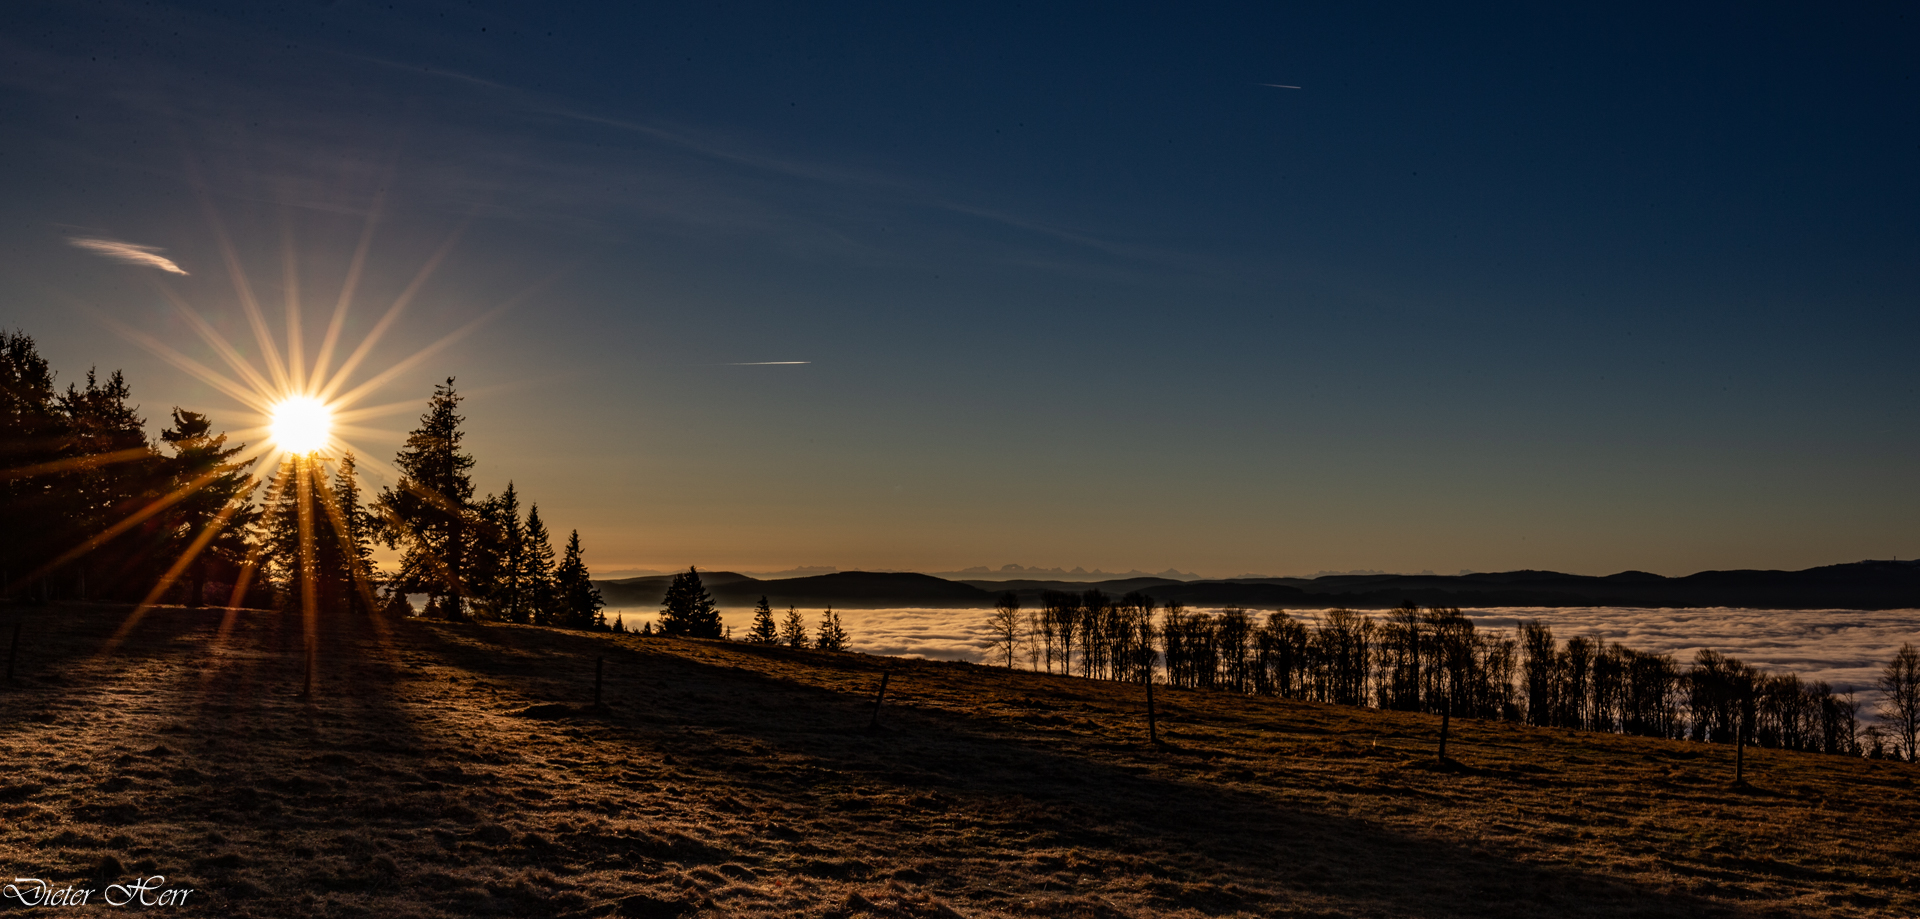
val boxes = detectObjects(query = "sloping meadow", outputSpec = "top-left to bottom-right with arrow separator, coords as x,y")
0,604 -> 1915,917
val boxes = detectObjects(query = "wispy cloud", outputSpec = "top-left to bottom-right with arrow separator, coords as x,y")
69,236 -> 189,275
727,361 -> 811,365
1257,83 -> 1303,90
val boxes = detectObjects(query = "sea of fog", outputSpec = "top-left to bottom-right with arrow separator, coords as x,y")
606,605 -> 1920,701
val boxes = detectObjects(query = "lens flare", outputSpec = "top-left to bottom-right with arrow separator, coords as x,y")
268,395 -> 333,455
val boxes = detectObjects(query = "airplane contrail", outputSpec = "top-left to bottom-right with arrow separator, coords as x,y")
69,237 -> 189,275
727,361 -> 811,365
1258,83 -> 1303,90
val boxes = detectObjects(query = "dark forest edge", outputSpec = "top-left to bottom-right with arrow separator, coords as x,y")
0,330 -> 608,630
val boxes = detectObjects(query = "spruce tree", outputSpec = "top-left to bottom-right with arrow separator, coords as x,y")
56,368 -> 157,599
523,504 -> 558,624
377,378 -> 476,619
815,607 -> 849,652
261,455 -> 354,614
555,529 -> 604,629
158,408 -> 258,607
746,596 -> 779,644
476,482 -> 532,623
658,566 -> 722,638
329,452 -> 377,613
0,330 -> 60,600
779,605 -> 809,648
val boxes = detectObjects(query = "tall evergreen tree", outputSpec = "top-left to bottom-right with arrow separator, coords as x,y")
377,379 -> 477,619
158,408 -> 257,607
746,596 -> 779,644
261,456 -> 354,615
522,503 -> 558,624
658,566 -> 722,638
554,529 -> 604,629
779,605 -> 809,648
0,331 -> 61,600
55,368 -> 158,600
476,482 -> 533,623
815,607 -> 849,652
328,453 -> 378,613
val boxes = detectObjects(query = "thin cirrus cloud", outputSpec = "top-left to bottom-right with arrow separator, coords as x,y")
1257,83 -> 1303,90
68,237 -> 189,275
726,361 -> 811,365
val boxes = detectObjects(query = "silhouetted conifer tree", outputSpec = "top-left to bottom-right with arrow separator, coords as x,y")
815,606 -> 849,652
0,331 -> 61,600
555,529 -> 604,629
56,368 -> 158,600
476,482 -> 539,623
377,378 -> 476,619
658,566 -> 722,637
746,596 -> 779,643
779,605 -> 808,648
261,456 -> 357,614
157,408 -> 258,607
522,504 -> 558,623
325,452 -> 379,613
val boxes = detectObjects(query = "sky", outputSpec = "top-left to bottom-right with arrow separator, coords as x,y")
2,1 -> 1916,579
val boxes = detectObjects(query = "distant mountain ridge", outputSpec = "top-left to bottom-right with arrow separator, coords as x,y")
594,560 -> 1920,611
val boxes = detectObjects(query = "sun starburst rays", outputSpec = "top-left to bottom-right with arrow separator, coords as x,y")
20,200 -> 492,647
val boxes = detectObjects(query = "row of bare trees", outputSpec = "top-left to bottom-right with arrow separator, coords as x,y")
987,591 -> 1920,760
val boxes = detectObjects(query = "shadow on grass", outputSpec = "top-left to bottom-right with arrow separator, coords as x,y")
402,623 -> 1754,919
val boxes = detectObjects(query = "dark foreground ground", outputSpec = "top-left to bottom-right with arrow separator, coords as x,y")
0,604 -> 1914,917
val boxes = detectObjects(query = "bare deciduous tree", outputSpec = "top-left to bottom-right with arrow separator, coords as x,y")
1878,642 -> 1920,761
990,591 -> 1022,669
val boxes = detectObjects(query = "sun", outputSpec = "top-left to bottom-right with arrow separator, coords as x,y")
268,395 -> 333,455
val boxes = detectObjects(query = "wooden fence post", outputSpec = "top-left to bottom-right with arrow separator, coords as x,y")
869,672 -> 891,729
1146,674 -> 1158,745
1735,717 -> 1746,785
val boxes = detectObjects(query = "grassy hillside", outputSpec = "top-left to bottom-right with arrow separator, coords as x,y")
0,604 -> 1914,917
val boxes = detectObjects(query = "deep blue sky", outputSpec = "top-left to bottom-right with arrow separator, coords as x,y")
2,1 -> 1915,577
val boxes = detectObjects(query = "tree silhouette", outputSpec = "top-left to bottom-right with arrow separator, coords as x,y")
658,566 -> 722,638
157,408 -> 257,607
521,504 -> 558,624
377,378 -> 477,619
746,596 -> 779,644
814,606 -> 849,652
261,455 -> 356,615
56,368 -> 158,600
1879,642 -> 1920,762
327,452 -> 378,614
990,591 -> 1021,669
0,331 -> 60,601
779,605 -> 808,648
476,482 -> 539,623
554,529 -> 604,629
